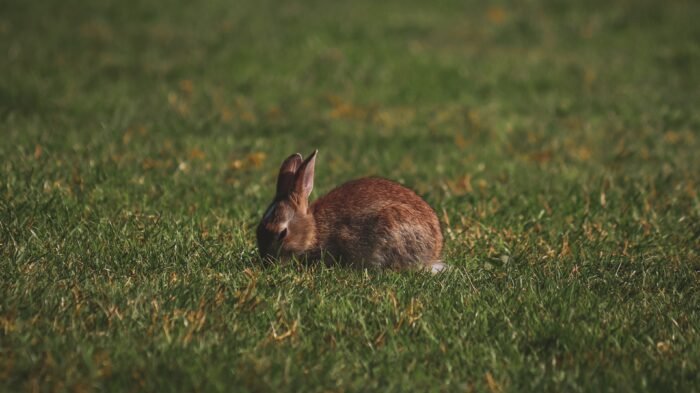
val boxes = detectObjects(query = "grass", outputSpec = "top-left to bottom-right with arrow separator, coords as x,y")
1,0 -> 699,391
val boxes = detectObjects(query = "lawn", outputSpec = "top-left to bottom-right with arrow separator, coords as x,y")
1,0 -> 699,391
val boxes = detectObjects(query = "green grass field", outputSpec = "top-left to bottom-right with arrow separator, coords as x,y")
1,0 -> 699,391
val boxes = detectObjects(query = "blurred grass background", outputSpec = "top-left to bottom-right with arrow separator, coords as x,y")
1,0 -> 699,391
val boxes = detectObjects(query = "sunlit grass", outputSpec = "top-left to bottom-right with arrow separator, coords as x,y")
1,0 -> 699,391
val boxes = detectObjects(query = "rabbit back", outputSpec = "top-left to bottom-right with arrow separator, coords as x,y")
310,177 -> 443,269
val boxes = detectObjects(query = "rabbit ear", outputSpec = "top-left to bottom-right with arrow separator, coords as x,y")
276,153 -> 303,197
294,149 -> 317,200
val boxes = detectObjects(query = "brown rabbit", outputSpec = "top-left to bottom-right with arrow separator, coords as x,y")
256,150 -> 446,273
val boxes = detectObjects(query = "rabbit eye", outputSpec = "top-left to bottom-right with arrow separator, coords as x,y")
278,228 -> 288,241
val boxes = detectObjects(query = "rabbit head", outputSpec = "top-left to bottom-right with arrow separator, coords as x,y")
256,150 -> 317,262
